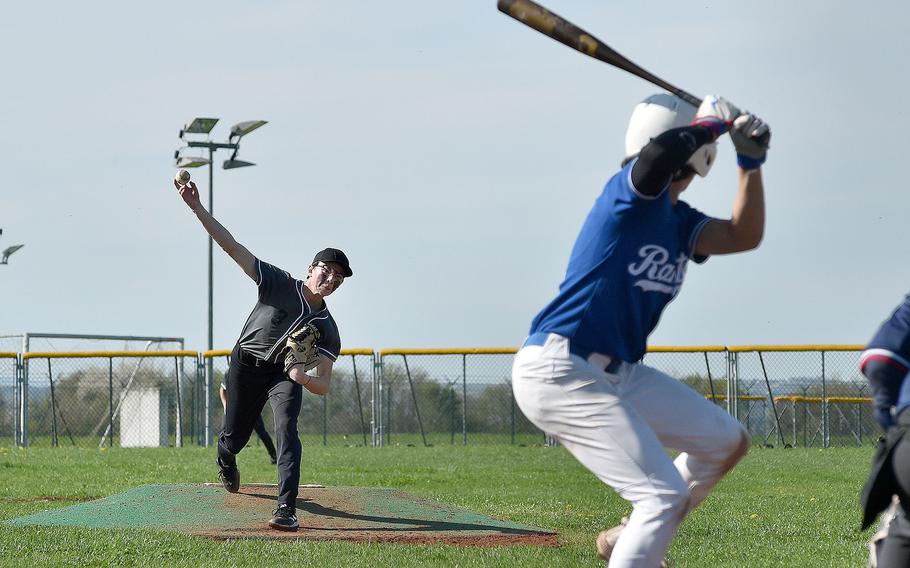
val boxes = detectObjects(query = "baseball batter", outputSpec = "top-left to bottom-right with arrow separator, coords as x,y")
512,94 -> 770,567
174,179 -> 351,531
860,294 -> 910,567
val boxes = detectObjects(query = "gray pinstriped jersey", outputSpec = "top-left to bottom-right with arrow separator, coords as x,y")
235,259 -> 341,363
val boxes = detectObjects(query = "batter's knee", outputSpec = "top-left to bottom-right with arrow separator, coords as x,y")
715,419 -> 750,458
717,426 -> 750,476
732,427 -> 751,461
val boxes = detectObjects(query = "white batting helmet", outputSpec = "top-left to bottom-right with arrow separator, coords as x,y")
624,93 -> 717,177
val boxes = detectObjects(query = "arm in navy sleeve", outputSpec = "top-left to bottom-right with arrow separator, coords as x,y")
861,298 -> 910,429
631,126 -> 717,197
861,355 -> 907,430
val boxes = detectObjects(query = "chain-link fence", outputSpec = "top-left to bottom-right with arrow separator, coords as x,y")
730,346 -> 872,447
20,352 -> 199,448
642,346 -> 730,411
5,344 -> 877,449
378,349 -> 544,447
0,353 -> 17,447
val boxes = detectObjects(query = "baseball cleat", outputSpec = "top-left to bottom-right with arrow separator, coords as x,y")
596,516 -> 628,560
268,504 -> 299,531
218,465 -> 240,493
595,517 -> 669,567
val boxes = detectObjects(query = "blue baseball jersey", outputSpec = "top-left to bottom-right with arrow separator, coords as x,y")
861,294 -> 910,413
529,160 -> 715,362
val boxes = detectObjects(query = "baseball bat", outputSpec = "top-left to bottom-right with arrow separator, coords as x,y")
497,0 -> 701,107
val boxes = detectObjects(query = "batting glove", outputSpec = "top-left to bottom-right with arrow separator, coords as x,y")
731,114 -> 771,170
691,95 -> 741,140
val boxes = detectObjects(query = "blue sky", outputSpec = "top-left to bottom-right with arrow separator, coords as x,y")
3,1 -> 909,352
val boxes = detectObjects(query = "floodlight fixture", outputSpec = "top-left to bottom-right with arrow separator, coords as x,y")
229,120 -> 267,139
223,159 -> 255,170
179,117 -> 219,138
1,244 -> 24,265
176,156 -> 211,168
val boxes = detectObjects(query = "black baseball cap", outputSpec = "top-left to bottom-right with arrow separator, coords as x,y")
312,248 -> 353,277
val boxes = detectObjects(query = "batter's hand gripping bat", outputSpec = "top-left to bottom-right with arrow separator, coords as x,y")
497,0 -> 701,107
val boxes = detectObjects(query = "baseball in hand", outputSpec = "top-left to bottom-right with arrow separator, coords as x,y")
175,169 -> 191,187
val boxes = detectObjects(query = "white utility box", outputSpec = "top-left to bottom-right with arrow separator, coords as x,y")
119,387 -> 169,447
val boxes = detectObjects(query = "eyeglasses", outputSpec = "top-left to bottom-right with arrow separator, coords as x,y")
315,263 -> 346,280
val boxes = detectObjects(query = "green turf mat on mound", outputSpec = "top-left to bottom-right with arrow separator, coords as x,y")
5,484 -> 557,546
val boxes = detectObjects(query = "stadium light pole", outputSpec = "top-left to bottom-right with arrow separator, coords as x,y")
173,118 -> 267,445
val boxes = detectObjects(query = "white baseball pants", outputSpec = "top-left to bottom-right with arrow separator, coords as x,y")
512,334 -> 749,568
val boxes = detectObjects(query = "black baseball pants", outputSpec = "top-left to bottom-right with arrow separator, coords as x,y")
218,343 -> 303,507
252,415 -> 278,462
878,410 -> 910,567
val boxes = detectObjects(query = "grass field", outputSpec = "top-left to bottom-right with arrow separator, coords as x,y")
0,443 -> 876,567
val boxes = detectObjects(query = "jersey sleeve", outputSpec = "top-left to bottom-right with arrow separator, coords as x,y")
860,295 -> 910,425
318,321 -> 341,362
255,259 -> 291,302
624,158 -> 669,202
866,295 -> 910,359
675,201 -> 715,264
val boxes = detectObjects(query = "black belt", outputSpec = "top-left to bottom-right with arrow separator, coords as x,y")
523,332 -> 623,373
238,346 -> 280,368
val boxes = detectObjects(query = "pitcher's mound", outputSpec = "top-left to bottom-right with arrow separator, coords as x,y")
5,484 -> 557,546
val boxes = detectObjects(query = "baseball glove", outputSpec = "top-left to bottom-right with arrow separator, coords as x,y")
283,323 -> 321,374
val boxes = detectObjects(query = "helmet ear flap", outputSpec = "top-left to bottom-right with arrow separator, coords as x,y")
687,142 -> 717,177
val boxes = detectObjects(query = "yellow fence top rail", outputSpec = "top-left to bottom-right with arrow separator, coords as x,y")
203,348 -> 375,359
704,395 -> 767,401
24,350 -> 198,360
340,349 -> 375,356
7,345 -> 874,359
727,345 -> 864,353
203,349 -> 231,358
380,348 -> 519,356
824,396 -> 871,403
775,395 -> 871,404
380,346 -> 728,357
648,345 -> 727,353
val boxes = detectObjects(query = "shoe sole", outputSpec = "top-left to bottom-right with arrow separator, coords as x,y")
268,521 -> 299,531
